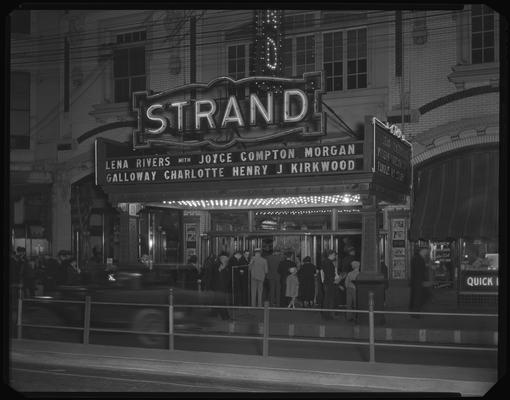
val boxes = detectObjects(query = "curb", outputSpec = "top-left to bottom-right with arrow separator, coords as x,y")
11,341 -> 494,396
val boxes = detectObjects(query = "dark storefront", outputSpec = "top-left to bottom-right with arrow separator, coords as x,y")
10,179 -> 52,257
410,145 -> 499,308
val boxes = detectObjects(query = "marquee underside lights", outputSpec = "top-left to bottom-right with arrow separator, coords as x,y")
162,194 -> 361,210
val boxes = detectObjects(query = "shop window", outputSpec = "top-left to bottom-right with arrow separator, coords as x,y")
283,38 -> 293,77
10,71 -> 30,150
471,5 -> 495,64
323,31 -> 343,91
255,209 -> 331,231
113,30 -> 146,103
296,35 -> 316,75
322,28 -> 367,92
211,211 -> 249,232
11,10 -> 30,35
460,238 -> 498,271
283,34 -> 316,77
227,43 -> 251,98
347,28 -> 367,89
283,13 -> 315,31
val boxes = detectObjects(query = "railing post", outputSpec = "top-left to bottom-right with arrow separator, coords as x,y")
368,291 -> 375,363
262,300 -> 269,357
169,288 -> 174,351
83,296 -> 91,345
16,289 -> 23,340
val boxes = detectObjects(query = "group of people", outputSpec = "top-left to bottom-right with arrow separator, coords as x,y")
9,247 -> 82,297
190,246 -> 363,321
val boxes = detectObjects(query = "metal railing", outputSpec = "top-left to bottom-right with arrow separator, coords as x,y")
14,289 -> 498,363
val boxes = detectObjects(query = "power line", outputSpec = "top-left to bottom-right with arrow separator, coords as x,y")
11,9 -> 408,43
10,10 -> 470,66
10,23 -> 470,69
10,9 -> 467,55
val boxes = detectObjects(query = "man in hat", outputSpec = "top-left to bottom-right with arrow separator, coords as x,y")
266,247 -> 284,307
249,248 -> 267,307
409,246 -> 430,317
229,250 -> 249,306
321,250 -> 338,320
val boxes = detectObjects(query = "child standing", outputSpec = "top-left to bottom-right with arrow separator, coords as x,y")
345,261 -> 360,321
286,267 -> 299,308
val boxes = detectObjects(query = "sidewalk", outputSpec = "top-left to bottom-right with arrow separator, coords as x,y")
10,339 -> 496,396
204,304 -> 498,346
212,287 -> 498,346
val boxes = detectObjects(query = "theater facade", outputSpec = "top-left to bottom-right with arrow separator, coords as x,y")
10,8 -> 500,310
94,72 -> 411,308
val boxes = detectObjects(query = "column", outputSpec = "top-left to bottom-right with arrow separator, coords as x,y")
355,195 -> 386,323
52,171 -> 72,255
118,203 -> 140,265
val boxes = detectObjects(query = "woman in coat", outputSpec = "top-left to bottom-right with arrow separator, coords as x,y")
298,256 -> 316,307
214,254 -> 231,320
286,267 -> 299,308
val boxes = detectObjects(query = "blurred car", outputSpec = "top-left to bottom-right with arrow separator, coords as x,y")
21,266 -> 225,347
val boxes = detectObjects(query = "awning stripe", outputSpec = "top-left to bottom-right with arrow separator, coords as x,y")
410,146 -> 498,241
445,157 -> 460,238
431,161 -> 447,239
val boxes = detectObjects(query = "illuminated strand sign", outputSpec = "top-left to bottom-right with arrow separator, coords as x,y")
132,73 -> 325,149
96,142 -> 364,185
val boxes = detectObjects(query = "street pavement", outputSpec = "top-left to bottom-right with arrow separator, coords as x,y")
10,361 -> 360,392
9,339 -> 497,395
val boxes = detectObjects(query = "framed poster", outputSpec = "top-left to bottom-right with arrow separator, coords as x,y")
390,218 -> 407,280
392,258 -> 406,279
185,223 -> 197,249
392,248 -> 406,257
392,230 -> 406,240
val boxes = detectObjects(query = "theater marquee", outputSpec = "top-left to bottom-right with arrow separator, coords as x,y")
96,142 -> 364,185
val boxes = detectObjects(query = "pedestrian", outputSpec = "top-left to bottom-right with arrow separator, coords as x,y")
23,257 -> 37,297
278,252 -> 296,307
185,255 -> 200,290
202,253 -> 217,291
249,248 -> 267,307
314,263 -> 323,307
321,250 -> 337,320
381,258 -> 389,306
241,250 -> 251,266
298,256 -> 316,307
409,246 -> 430,318
341,247 -> 357,274
214,254 -> 231,320
15,247 -> 28,286
345,261 -> 360,321
57,250 -> 72,286
229,250 -> 249,305
265,247 -> 283,306
286,267 -> 299,308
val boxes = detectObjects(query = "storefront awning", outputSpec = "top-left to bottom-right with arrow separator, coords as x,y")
410,146 -> 498,241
